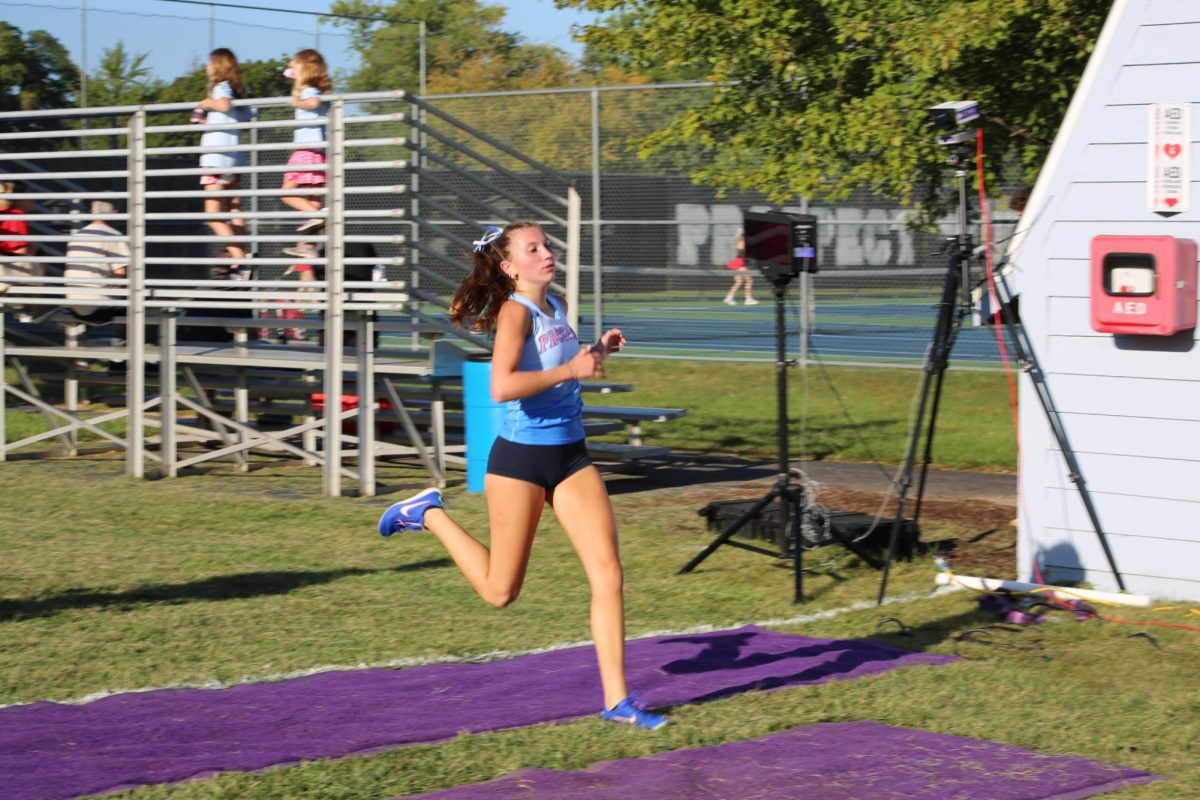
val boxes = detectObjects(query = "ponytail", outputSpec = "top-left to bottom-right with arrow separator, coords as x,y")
449,221 -> 540,332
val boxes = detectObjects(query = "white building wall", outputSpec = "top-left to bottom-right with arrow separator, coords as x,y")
1011,0 -> 1200,600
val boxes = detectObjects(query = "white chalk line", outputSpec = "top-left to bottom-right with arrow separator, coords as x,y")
2,585 -> 958,710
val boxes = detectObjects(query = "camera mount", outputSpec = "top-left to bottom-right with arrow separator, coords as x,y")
929,100 -> 980,170
877,101 -> 1127,602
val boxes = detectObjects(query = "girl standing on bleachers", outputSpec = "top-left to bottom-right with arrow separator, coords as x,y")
280,49 -> 332,263
376,222 -> 667,731
272,49 -> 333,342
193,48 -> 248,278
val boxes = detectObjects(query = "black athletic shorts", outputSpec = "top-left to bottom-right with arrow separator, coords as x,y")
486,436 -> 592,491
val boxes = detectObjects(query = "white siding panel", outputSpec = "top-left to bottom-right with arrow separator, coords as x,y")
1048,222 -> 1200,262
1127,20 -> 1200,63
1049,372 -> 1200,418
1084,106 -> 1149,143
1075,144 -> 1148,180
1042,568 -> 1200,600
1077,104 -> 1200,145
1110,63 -> 1200,104
1045,334 -> 1200,378
1057,182 -> 1200,221
1036,555 -> 1200,600
1053,411 -> 1200,459
1045,259 -> 1089,297
1042,296 -> 1198,337
1043,487 -> 1200,544
1038,525 -> 1200,584
1047,295 -> 1200,337
1144,0 -> 1200,25
1042,448 -> 1200,501
1046,297 -> 1097,335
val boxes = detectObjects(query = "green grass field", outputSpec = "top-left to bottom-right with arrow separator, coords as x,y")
5,360 -> 1017,470
2,362 -> 1195,799
599,359 -> 1017,471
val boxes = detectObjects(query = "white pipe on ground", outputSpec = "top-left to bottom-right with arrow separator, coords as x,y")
934,572 -> 1152,608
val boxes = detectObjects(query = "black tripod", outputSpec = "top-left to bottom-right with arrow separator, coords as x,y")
678,271 -> 807,603
877,167 -> 1127,603
876,166 -> 976,604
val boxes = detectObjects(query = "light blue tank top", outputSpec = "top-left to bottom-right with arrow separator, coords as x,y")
294,86 -> 328,146
498,294 -> 585,445
199,81 -> 246,169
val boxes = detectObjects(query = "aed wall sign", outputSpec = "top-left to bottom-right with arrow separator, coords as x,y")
1148,102 -> 1191,217
1090,235 -> 1197,336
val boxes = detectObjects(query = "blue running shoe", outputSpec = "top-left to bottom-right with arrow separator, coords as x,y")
600,692 -> 667,730
378,488 -> 443,536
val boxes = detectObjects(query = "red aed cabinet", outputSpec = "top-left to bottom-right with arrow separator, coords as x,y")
1090,235 -> 1197,335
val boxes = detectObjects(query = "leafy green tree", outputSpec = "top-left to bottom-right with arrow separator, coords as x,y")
154,55 -> 291,108
87,42 -> 161,107
576,8 -> 704,83
562,0 -> 1112,212
150,56 -> 291,147
328,0 -> 681,172
0,23 -> 79,145
331,0 -> 583,93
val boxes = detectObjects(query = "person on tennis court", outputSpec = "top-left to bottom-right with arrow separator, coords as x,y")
723,227 -> 758,305
376,221 -> 666,731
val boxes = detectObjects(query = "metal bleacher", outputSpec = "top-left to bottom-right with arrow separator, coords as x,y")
0,90 -> 682,496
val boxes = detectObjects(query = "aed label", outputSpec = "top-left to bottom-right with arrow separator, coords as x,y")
1090,235 -> 1197,336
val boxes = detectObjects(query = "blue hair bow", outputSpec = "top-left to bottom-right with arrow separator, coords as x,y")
472,225 -> 503,253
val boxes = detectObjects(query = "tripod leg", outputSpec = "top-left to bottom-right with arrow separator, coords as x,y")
912,308 -> 965,526
993,270 -> 1126,591
879,241 -> 964,604
678,487 -> 781,574
785,485 -> 805,603
878,363 -> 937,604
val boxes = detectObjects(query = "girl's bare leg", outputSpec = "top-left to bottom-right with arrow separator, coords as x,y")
280,180 -> 321,214
550,465 -> 628,709
725,275 -> 743,302
422,474 -> 544,608
227,194 -> 247,258
204,188 -> 245,260
203,191 -> 233,238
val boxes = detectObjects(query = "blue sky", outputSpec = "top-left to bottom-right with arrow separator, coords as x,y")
0,0 -> 597,89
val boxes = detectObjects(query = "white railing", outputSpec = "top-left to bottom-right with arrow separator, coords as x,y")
0,90 -> 582,495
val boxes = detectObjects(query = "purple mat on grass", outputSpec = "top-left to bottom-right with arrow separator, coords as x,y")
408,721 -> 1162,800
0,625 -> 953,800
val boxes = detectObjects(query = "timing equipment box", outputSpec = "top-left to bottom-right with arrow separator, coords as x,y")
743,210 -> 819,277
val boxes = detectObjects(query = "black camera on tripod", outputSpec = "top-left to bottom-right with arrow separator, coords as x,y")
927,100 -> 980,169
743,210 -> 819,281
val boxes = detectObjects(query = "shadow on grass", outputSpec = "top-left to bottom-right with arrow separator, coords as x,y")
868,608 -> 994,652
604,455 -> 777,495
652,624 -> 967,706
0,558 -> 453,622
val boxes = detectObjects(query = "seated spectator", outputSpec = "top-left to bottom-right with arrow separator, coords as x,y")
65,200 -> 130,334
0,180 -> 39,293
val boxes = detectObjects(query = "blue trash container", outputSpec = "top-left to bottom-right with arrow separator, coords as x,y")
463,354 -> 505,492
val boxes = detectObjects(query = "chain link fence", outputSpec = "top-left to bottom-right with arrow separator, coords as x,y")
422,83 -> 1020,368
0,0 -> 1021,368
